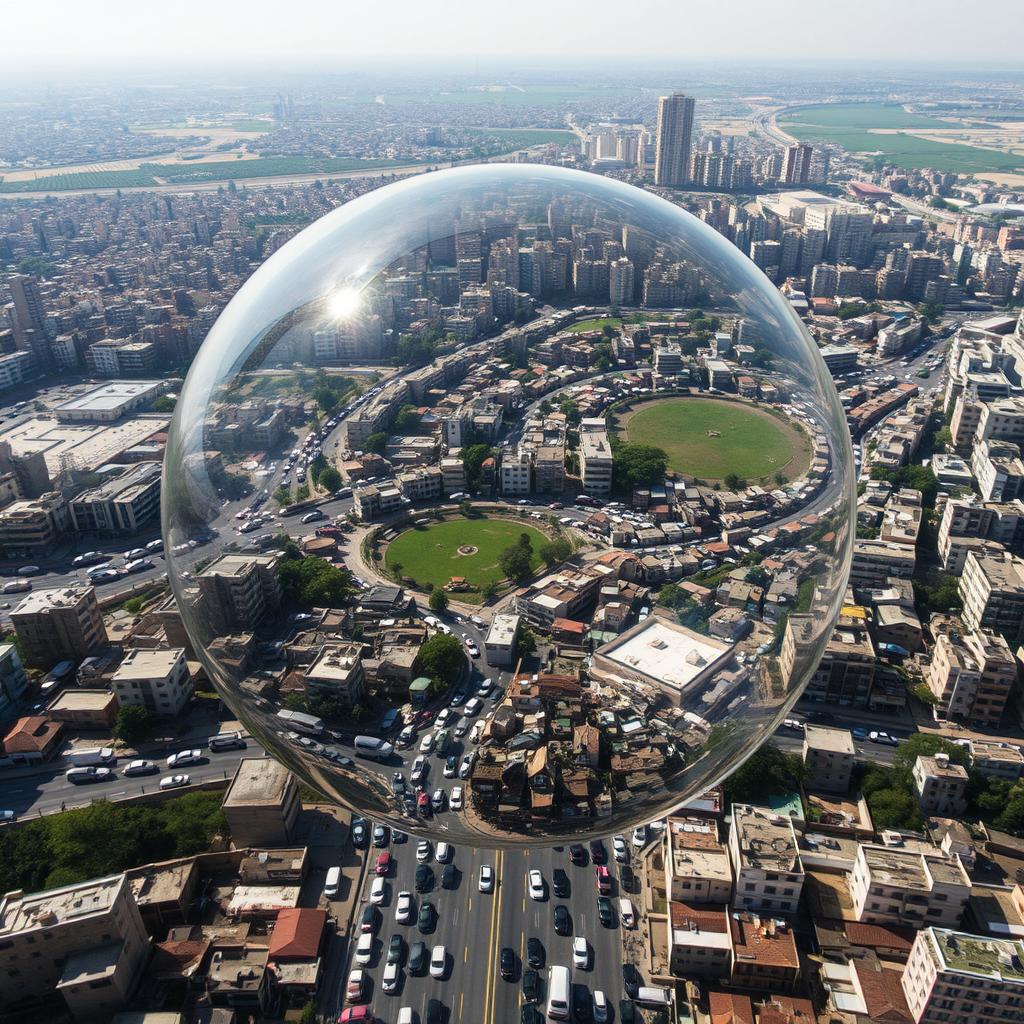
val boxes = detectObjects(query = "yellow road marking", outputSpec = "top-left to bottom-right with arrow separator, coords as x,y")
481,851 -> 502,1024
464,945 -> 469,963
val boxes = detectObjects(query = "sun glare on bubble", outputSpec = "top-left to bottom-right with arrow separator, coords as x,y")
329,286 -> 362,319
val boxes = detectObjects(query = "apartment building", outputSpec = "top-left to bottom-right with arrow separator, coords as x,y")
802,724 -> 855,793
0,873 -> 150,1020
0,642 -> 29,721
396,465 -> 442,502
668,902 -> 732,979
960,551 -> 1024,636
801,623 -> 877,706
849,844 -> 971,929
197,553 -> 282,635
729,804 -> 804,915
978,395 -> 1024,445
0,492 -> 70,557
70,462 -> 162,534
10,586 -> 107,666
484,612 -> 520,668
969,740 -> 1024,782
110,647 -> 192,716
925,629 -> 1017,728
303,643 -> 366,705
914,754 -> 970,817
665,816 -> 733,904
579,418 -> 613,495
353,483 -> 406,521
501,450 -> 532,495
850,537 -> 916,587
222,757 -> 300,847
902,927 -> 1024,1024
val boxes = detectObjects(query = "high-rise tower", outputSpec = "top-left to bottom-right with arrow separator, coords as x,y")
654,93 -> 695,187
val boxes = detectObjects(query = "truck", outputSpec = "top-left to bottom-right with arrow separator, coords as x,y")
275,709 -> 324,737
68,746 -> 115,767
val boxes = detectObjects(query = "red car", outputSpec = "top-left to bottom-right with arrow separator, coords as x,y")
339,1007 -> 373,1023
375,852 -> 391,876
346,969 -> 367,1003
595,865 -> 611,896
417,791 -> 431,817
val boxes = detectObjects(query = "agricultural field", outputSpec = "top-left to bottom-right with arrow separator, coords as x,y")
461,128 -> 578,148
385,517 -> 547,597
616,396 -> 811,484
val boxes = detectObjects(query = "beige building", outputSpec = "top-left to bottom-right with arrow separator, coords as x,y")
802,724 -> 855,793
222,757 -> 300,847
10,585 -> 107,666
668,902 -> 732,979
0,873 -> 150,1021
850,537 -> 916,587
926,629 -> 1017,728
197,553 -> 281,635
914,753 -> 970,817
969,740 -> 1024,782
110,647 -> 192,716
960,551 -> 1024,635
0,491 -> 70,557
665,816 -> 733,904
902,927 -> 1024,1024
47,688 -> 118,730
303,643 -> 366,705
579,418 -> 613,495
849,843 -> 971,929
484,613 -> 520,668
728,804 -> 804,915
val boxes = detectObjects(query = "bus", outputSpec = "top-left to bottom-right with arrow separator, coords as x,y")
547,965 -> 570,1020
276,709 -> 324,737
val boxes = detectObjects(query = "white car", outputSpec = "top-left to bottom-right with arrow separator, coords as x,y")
594,990 -> 609,1022
166,748 -> 202,768
382,960 -> 400,993
479,864 -> 494,892
459,752 -> 475,779
417,840 -> 432,863
528,869 -> 545,901
632,825 -> 647,848
613,835 -> 629,862
449,786 -> 464,811
396,890 -> 413,923
356,932 -> 373,965
430,944 -> 446,979
573,936 -> 589,969
436,841 -> 451,863
469,720 -> 486,743
370,876 -> 387,905
123,759 -> 157,777
419,732 -> 435,754
159,774 -> 190,790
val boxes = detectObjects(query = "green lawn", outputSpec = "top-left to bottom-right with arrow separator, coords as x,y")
620,397 -> 810,483
565,317 -> 623,334
385,517 -> 547,594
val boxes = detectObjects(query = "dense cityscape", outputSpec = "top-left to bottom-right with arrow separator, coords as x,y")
1,24 -> 1024,1024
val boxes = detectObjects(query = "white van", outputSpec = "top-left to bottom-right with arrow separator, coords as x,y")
209,730 -> 246,751
324,866 -> 341,898
618,898 -> 635,928
354,735 -> 394,761
636,986 -> 672,1008
547,964 -> 571,1020
355,931 -> 373,965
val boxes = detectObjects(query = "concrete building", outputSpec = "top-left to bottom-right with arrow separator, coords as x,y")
902,927 -> 1024,1024
579,418 -> 613,495
926,629 -> 1017,728
439,457 -> 466,495
303,643 -> 366,705
222,757 -> 300,847
665,816 -> 733,904
729,804 -> 804,915
0,492 -> 70,557
197,553 -> 281,635
353,483 -> 405,521
668,902 -> 732,979
500,450 -> 532,496
0,642 -> 29,722
802,725 -> 855,793
654,93 -> 695,187
70,461 -> 162,535
851,537 -> 916,587
10,586 -> 107,666
53,380 -> 167,423
484,613 -> 520,668
47,689 -> 118,730
0,873 -> 150,1021
396,465 -> 443,502
960,551 -> 1024,636
801,623 -> 877,706
914,753 -> 970,818
110,647 -> 192,716
850,844 -> 971,930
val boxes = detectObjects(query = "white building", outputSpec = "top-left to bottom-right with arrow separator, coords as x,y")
484,613 -> 520,668
579,418 -> 613,495
501,451 -> 532,496
110,647 -> 192,716
728,804 -> 804,914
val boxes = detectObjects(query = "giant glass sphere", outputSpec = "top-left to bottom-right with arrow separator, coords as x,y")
163,163 -> 854,847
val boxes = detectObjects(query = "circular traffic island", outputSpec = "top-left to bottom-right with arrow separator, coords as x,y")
384,515 -> 548,601
615,395 -> 812,485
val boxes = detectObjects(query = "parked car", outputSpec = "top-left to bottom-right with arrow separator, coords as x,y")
122,759 -> 157,777
159,774 -> 190,791
166,749 -> 202,768
395,890 -> 413,924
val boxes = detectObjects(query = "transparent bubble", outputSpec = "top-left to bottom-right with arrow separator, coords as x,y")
163,163 -> 854,848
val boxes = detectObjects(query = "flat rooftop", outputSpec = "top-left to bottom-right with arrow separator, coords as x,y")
113,647 -> 184,681
0,873 -> 125,936
12,586 -> 90,615
733,805 -> 801,872
668,817 -> 731,883
49,689 -> 115,712
486,613 -> 520,647
306,643 -> 362,681
223,757 -> 293,808
199,552 -> 277,579
55,380 -> 164,415
930,927 -> 1024,982
804,724 -> 855,755
73,461 -> 161,503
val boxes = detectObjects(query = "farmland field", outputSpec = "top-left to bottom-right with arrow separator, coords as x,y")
462,128 -> 578,148
616,396 -> 811,483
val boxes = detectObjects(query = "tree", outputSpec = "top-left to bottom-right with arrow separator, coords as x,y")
152,395 -> 177,413
416,633 -> 464,686
516,624 -> 538,657
658,582 -> 687,609
278,555 -> 354,608
500,532 -> 535,582
559,397 -> 582,427
299,1001 -> 318,1024
318,466 -> 342,493
114,705 -> 154,746
462,443 -> 492,491
723,473 -> 747,490
309,454 -> 328,486
273,485 -> 292,506
539,537 -> 572,567
773,471 -> 788,486
480,580 -> 499,601
122,596 -> 144,614
918,300 -> 944,325
365,432 -> 388,455
429,590 -> 449,614
394,404 -> 421,432
612,443 -> 669,493
538,398 -> 553,415
722,743 -> 806,806
893,733 -> 970,774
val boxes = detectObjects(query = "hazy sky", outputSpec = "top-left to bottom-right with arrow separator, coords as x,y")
5,0 -> 1023,66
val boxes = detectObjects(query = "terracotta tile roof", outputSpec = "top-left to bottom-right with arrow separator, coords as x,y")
757,996 -> 816,1024
729,913 -> 800,968
670,901 -> 729,932
267,907 -> 326,960
149,939 -> 210,980
709,991 -> 755,1024
843,921 -> 916,953
2,715 -> 62,754
852,960 -> 914,1023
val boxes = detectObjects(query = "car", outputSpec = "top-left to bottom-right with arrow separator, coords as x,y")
436,841 -> 451,863
17,565 -> 41,576
355,932 -> 373,965
166,749 -> 202,768
597,895 -> 614,927
339,1008 -> 373,1023
441,864 -> 458,890
528,869 -> 545,901
429,945 -> 446,979
375,852 -> 391,876
351,818 -> 368,848
553,868 -> 570,898
0,810 -> 17,822
431,789 -> 446,813
387,933 -> 404,964
521,1005 -> 540,1024
554,904 -> 571,935
373,823 -> 389,846
361,905 -> 379,933
527,937 -> 544,968
122,759 -> 157,776
852,726 -> 869,741
391,772 -> 406,795
417,839 -> 432,862
398,725 -> 416,748
449,785 -> 463,810
632,825 -> 647,848
569,843 -> 588,865
415,864 -> 433,892
346,968 -> 367,1003
620,864 -> 636,893
443,754 -> 458,778
595,865 -> 611,895
523,967 -> 540,1002
613,835 -> 628,862
159,774 -> 190,790
417,791 -> 431,817
573,936 -> 589,969
382,959 -> 400,994
72,551 -> 107,567
469,720 -> 486,743
124,558 -> 153,573
301,510 -> 325,523
396,890 -> 413,924
409,940 -> 428,975
869,730 -> 890,744
479,863 -> 494,892
411,756 -> 428,783
476,682 -> 492,700
500,946 -> 515,980
419,732 -> 435,754
459,752 -> 475,778
393,829 -> 407,844
589,839 -> 606,864
573,984 -> 593,1022
426,998 -> 443,1024
371,876 -> 387,905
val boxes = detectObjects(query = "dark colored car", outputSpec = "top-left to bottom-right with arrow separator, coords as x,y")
527,937 -> 544,968
427,997 -> 443,1024
441,864 -> 458,890
500,946 -> 515,980
387,933 -> 404,964
418,900 -> 435,932
573,983 -> 593,1022
360,905 -> 378,934
623,963 -> 641,999
620,864 -> 636,893
415,864 -> 433,892
351,817 -> 368,847
597,895 -> 614,927
554,904 -> 571,935
589,839 -> 606,864
620,999 -> 637,1024
569,843 -> 587,865
409,941 -> 428,975
445,754 -> 458,775
553,868 -> 570,898
523,967 -> 540,1002
521,1005 -> 539,1024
